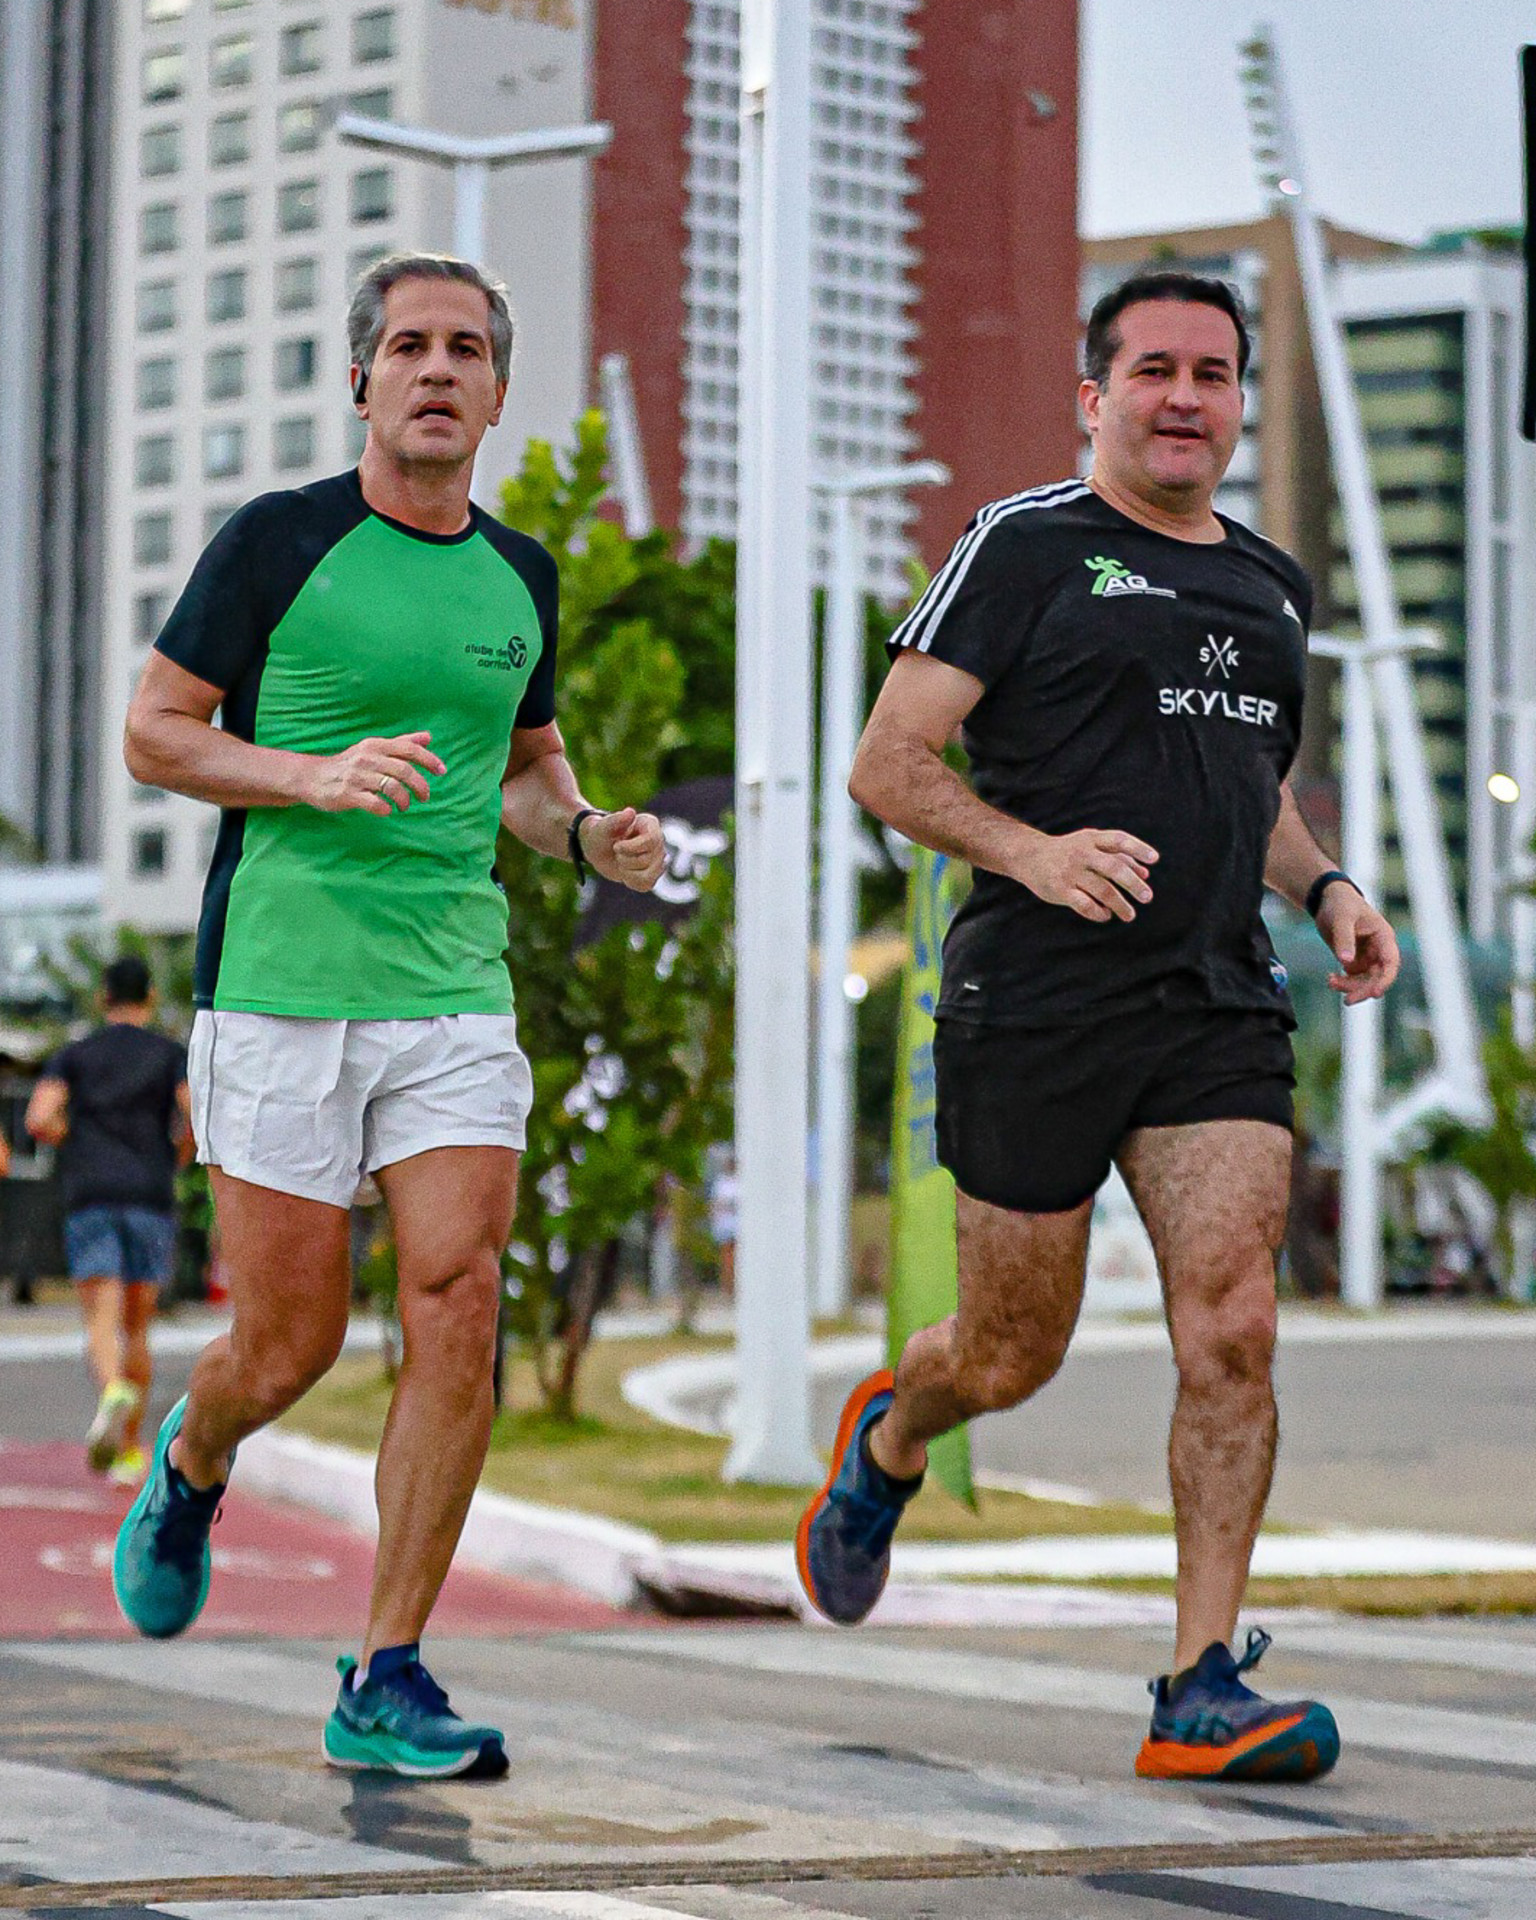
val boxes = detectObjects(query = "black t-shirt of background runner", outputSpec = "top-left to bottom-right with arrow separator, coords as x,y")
887,482 -> 1312,1028
42,1026 -> 187,1212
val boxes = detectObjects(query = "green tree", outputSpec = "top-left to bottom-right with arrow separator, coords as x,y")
493,414 -> 736,1419
1418,1021 -> 1536,1292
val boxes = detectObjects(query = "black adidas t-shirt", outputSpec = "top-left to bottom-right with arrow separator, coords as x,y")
887,481 -> 1311,1028
42,1025 -> 187,1212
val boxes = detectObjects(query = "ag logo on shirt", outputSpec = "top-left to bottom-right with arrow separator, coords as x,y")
1085,554 -> 1177,601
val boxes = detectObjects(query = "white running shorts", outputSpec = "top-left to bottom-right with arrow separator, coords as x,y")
188,1011 -> 533,1208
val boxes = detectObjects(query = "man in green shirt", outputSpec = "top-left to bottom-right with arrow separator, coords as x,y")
114,253 -> 664,1777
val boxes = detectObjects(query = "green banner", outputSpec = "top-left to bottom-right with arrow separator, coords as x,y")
888,847 -> 973,1507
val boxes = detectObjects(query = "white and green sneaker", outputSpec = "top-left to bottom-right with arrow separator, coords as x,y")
323,1647 -> 508,1779
87,1379 -> 141,1474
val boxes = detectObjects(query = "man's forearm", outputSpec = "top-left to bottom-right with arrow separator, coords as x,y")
850,723 -> 1033,879
500,748 -> 589,860
126,710 -> 315,811
1264,782 -> 1336,908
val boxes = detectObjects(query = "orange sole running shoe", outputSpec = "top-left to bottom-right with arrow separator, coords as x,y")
795,1368 -> 921,1625
1135,1628 -> 1340,1783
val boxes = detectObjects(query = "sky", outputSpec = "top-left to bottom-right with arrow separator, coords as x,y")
1081,0 -> 1530,243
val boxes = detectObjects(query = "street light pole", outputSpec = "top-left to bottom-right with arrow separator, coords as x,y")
333,113 -> 614,266
811,462 -> 948,1322
726,0 -> 822,1485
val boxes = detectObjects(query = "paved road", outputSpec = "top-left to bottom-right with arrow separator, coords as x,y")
973,1321 -> 1536,1538
6,1312 -> 1536,1916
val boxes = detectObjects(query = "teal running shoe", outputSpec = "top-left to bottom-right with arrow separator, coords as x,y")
112,1395 -> 227,1639
1136,1628 -> 1340,1782
323,1646 -> 509,1778
796,1369 -> 923,1625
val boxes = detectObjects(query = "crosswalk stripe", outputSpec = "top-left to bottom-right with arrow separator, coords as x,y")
159,1896 -> 732,1919
583,1629 -> 1536,1770
1279,1620 -> 1536,1681
0,1754 -> 422,1889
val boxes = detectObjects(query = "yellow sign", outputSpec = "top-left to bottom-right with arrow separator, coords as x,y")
443,0 -> 577,29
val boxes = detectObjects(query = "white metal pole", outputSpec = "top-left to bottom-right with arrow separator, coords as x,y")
453,158 -> 488,263
598,352 -> 655,538
1512,706 -> 1536,1050
813,491 -> 863,1322
1339,650 -> 1384,1309
726,0 -> 820,1484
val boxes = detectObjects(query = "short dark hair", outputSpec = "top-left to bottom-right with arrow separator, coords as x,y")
102,955 -> 153,1007
1083,271 -> 1252,387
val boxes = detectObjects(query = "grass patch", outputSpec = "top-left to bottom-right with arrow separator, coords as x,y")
966,1571 -> 1536,1617
281,1334 -> 1172,1546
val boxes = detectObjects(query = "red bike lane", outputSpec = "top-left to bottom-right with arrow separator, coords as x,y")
0,1437 -> 630,1640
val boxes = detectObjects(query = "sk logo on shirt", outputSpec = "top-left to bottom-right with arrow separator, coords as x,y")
1200,634 -> 1241,679
1085,555 -> 1177,600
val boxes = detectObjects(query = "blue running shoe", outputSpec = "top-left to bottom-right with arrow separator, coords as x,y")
112,1395 -> 228,1639
323,1646 -> 508,1778
796,1369 -> 923,1625
1136,1628 -> 1340,1782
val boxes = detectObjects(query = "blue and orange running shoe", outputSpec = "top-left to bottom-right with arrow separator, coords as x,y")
324,1645 -> 508,1778
1135,1628 -> 1340,1782
112,1395 -> 228,1640
796,1369 -> 923,1625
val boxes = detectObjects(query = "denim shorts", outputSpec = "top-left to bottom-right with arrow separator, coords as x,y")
63,1205 -> 178,1286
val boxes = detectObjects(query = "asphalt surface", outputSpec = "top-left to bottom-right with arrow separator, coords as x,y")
5,1308 -> 1536,1917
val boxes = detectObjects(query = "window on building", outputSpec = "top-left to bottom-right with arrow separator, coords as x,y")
349,246 -> 389,285
275,338 -> 318,391
134,591 -> 169,646
277,180 -> 320,232
278,101 -> 323,152
206,346 -> 247,401
142,49 -> 185,102
349,88 -> 393,119
137,358 -> 176,410
207,189 -> 250,244
204,423 -> 245,480
353,9 -> 396,62
140,124 -> 181,177
204,504 -> 238,543
279,23 -> 324,75
207,268 -> 248,322
274,416 -> 316,470
134,514 -> 173,567
131,828 -> 169,877
144,0 -> 188,18
275,257 -> 319,311
211,34 -> 254,87
210,111 -> 251,165
135,435 -> 177,488
213,0 -> 251,9
350,168 -> 393,224
140,202 -> 179,255
136,281 -> 176,333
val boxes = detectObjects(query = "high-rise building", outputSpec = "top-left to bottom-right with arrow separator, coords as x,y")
100,0 -> 1081,934
1330,242 -> 1536,940
0,0 -> 115,867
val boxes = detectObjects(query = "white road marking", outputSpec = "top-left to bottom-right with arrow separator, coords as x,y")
0,1755 -> 422,1887
160,1898 -> 727,1920
39,1539 -> 337,1580
587,1628 -> 1536,1769
0,1483 -> 116,1512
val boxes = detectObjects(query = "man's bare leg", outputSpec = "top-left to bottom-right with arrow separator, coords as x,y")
118,1283 -> 159,1451
173,1170 -> 352,1488
77,1278 -> 125,1389
362,1144 -> 517,1662
1116,1119 -> 1292,1672
869,1191 -> 1094,1481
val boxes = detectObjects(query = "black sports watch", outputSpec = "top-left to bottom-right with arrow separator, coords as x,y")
567,807 -> 605,885
1304,869 -> 1361,920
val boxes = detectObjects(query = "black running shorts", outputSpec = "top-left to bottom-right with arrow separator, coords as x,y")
932,1006 -> 1295,1215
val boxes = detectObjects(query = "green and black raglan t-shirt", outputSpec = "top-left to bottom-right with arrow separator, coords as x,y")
156,469 -> 557,1018
886,480 -> 1311,1029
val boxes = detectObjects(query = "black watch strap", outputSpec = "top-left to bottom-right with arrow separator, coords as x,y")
568,807 -> 604,884
1304,869 -> 1360,919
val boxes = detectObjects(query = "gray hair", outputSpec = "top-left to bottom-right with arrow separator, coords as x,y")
346,251 -> 516,387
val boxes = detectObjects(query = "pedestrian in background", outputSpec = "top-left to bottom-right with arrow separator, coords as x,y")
25,956 -> 192,1484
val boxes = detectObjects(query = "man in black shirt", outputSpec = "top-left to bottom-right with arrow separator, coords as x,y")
798,272 -> 1400,1784
26,956 -> 191,1482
